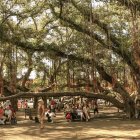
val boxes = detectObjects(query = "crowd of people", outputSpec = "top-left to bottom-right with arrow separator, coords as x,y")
0,97 -> 99,128
0,100 -> 16,125
38,98 -> 99,125
64,99 -> 99,122
37,98 -> 98,129
18,99 -> 31,109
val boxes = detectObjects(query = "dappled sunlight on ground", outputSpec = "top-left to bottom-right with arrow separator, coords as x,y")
1,108 -> 140,140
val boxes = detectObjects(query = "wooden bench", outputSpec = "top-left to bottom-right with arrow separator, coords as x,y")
25,108 -> 38,120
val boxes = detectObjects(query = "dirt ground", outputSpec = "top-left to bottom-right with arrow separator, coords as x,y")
0,107 -> 140,140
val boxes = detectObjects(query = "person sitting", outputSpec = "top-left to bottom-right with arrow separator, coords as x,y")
64,104 -> 72,121
0,106 -> 6,124
66,112 -> 71,122
4,106 -> 12,124
9,105 -> 17,124
71,105 -> 78,121
45,110 -> 55,123
76,107 -> 85,121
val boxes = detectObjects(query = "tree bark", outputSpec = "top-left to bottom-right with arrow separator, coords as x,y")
33,97 -> 38,109
21,52 -> 33,88
10,98 -> 18,111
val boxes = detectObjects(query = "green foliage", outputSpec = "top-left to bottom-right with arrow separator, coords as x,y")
0,0 -> 139,93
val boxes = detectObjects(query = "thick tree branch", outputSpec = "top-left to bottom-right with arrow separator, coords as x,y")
50,4 -> 139,76
0,91 -> 124,109
1,36 -> 130,99
115,0 -> 140,12
39,83 -> 56,92
21,52 -> 33,88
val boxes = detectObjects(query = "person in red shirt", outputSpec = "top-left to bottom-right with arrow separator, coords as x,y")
50,99 -> 56,113
24,100 -> 28,108
51,99 -> 56,106
0,106 -> 6,124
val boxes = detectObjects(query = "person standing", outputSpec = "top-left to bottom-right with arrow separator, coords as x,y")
50,99 -> 56,114
83,104 -> 90,121
38,99 -> 45,129
93,100 -> 99,115
24,100 -> 28,109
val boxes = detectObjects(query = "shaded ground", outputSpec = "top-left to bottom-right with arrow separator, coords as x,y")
0,107 -> 140,140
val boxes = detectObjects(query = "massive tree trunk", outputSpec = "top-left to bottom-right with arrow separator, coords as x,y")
10,98 -> 18,111
0,47 -> 6,96
33,97 -> 38,109
6,45 -> 18,110
21,52 -> 33,88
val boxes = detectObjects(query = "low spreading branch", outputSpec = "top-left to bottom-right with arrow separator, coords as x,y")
0,91 -> 124,109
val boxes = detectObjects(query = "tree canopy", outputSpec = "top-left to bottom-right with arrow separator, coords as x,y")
0,0 -> 140,116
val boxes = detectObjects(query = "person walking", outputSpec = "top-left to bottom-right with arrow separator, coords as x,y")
38,99 -> 45,129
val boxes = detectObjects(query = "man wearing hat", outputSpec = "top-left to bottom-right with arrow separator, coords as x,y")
38,98 -> 45,129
